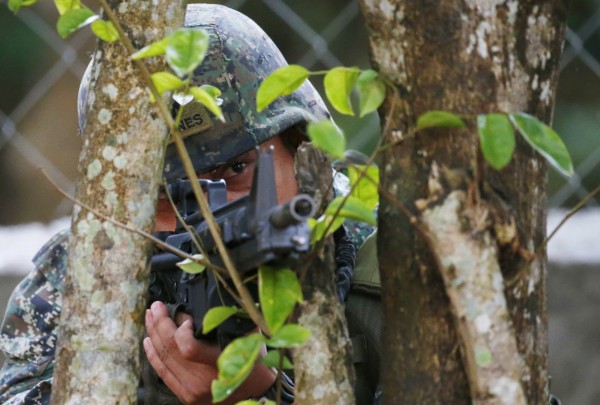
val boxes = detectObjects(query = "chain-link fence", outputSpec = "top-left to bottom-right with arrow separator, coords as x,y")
3,0 -> 599,225
1,0 -> 599,403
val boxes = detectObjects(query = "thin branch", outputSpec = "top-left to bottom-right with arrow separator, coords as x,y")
44,164 -> 250,314
163,184 -> 245,307
297,87 -> 400,281
170,132 -> 271,335
164,184 -> 211,266
41,168 -> 226,270
97,1 -> 267,334
537,182 -> 600,255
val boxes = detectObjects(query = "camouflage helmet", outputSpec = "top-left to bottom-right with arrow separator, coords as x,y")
162,4 -> 331,182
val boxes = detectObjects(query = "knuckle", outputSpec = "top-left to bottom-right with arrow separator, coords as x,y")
157,343 -> 172,363
178,339 -> 196,359
147,351 -> 167,377
154,362 -> 167,378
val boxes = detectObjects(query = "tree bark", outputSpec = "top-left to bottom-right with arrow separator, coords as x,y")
51,1 -> 184,403
357,0 -> 569,403
292,144 -> 355,404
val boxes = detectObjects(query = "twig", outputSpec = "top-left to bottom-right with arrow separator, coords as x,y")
97,1 -> 268,334
45,165 -> 247,308
298,87 -> 400,281
164,184 -> 211,267
537,182 -> 600,256
170,132 -> 270,335
163,184 -> 244,307
41,168 -> 225,271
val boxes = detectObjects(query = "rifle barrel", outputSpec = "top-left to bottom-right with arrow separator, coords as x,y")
269,194 -> 315,228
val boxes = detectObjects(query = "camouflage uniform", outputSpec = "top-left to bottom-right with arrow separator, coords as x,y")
0,177 -> 372,404
0,230 -> 68,404
0,4 -> 377,403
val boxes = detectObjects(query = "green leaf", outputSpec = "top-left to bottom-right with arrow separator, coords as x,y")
509,112 -> 574,176
256,65 -> 310,112
306,120 -> 346,160
91,20 -> 119,43
326,196 -> 377,225
308,215 -> 346,244
212,334 -> 264,402
131,38 -> 169,60
166,28 -> 209,78
57,8 -> 97,39
477,113 -> 515,170
202,306 -> 237,334
259,266 -> 302,334
262,350 -> 294,370
237,401 -> 276,405
308,215 -> 345,244
189,86 -> 224,121
199,84 -> 221,98
54,0 -> 79,15
266,324 -> 311,348
151,72 -> 184,95
8,0 -> 37,13
324,67 -> 360,116
416,111 -> 466,130
175,254 -> 206,274
356,69 -> 386,117
236,401 -> 276,405
348,165 -> 379,210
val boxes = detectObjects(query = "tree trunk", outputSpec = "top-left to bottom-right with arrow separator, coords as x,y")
293,144 -> 355,404
357,0 -> 569,403
51,1 -> 184,403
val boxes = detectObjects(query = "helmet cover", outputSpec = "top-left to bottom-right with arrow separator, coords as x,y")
162,4 -> 331,181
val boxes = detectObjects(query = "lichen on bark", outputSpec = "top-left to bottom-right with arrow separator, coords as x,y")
292,144 -> 355,404
357,0 -> 569,403
51,1 -> 185,403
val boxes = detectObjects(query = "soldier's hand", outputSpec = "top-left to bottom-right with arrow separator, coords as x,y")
144,301 -> 276,405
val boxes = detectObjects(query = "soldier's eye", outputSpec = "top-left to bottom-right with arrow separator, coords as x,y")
222,161 -> 248,179
230,162 -> 247,173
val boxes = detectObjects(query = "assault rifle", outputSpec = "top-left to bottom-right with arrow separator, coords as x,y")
149,148 -> 315,346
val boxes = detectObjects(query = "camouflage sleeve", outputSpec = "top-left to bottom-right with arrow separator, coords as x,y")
0,229 -> 69,404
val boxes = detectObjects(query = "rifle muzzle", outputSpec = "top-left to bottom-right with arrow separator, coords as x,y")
269,194 -> 316,228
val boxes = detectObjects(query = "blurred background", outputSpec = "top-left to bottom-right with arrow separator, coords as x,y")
1,0 -> 599,403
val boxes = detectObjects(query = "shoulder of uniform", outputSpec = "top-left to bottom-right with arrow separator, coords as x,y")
32,228 -> 69,266
31,228 -> 70,292
0,357 -> 53,403
351,231 -> 380,296
0,229 -> 69,362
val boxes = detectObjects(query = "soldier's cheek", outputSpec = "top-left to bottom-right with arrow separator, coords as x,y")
154,198 -> 177,232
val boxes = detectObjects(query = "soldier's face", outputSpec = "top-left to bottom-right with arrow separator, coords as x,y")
196,134 -> 298,203
154,133 -> 299,232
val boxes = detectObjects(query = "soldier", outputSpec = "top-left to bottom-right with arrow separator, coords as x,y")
0,4 -> 381,405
